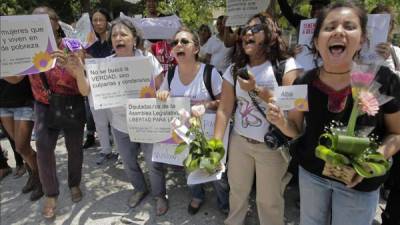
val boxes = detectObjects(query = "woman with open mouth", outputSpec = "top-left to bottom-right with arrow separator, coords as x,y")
267,3 -> 400,225
213,12 -> 303,225
105,18 -> 168,216
156,27 -> 229,215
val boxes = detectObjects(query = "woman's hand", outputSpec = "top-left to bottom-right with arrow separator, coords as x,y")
64,52 -> 85,79
376,42 -> 391,60
266,101 -> 285,128
237,73 -> 256,92
50,50 -> 67,67
156,90 -> 170,101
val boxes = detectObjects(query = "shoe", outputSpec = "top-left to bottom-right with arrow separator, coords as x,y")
187,198 -> 203,215
42,196 -> 57,219
0,167 -> 12,181
82,134 -> 95,149
14,164 -> 26,178
96,152 -> 118,165
128,190 -> 148,208
22,167 -> 34,193
70,186 -> 82,203
155,196 -> 168,216
220,207 -> 229,215
30,180 -> 44,201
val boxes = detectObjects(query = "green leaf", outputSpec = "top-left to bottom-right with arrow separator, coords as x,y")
175,142 -> 187,154
184,153 -> 192,168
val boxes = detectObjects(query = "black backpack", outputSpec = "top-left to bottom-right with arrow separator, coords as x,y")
167,64 -> 219,100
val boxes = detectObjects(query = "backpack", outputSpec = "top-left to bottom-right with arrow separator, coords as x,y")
167,64 -> 219,100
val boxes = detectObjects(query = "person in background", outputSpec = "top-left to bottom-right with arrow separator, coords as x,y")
213,12 -> 303,225
267,3 -> 400,225
0,77 -> 43,201
0,122 -> 25,178
0,145 -> 12,181
7,6 -> 90,219
198,24 -> 212,61
146,0 -> 177,89
277,0 -> 330,29
371,5 -> 400,225
203,15 -> 233,74
156,27 -> 229,215
86,8 -> 117,165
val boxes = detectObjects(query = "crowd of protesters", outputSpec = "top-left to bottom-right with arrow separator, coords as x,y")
1,0 -> 400,225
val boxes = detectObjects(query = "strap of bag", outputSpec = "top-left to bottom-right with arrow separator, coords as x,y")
390,46 -> 400,71
167,64 -> 217,100
39,72 -> 52,95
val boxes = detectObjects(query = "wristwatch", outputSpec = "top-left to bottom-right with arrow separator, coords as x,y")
249,86 -> 261,98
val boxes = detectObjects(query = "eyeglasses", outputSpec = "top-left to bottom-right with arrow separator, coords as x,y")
171,38 -> 192,47
241,24 -> 264,35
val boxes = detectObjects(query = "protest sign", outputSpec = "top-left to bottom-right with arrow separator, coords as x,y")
296,19 -> 317,71
59,13 -> 97,49
226,0 -> 270,27
1,14 -> 57,77
152,113 -> 230,166
126,97 -> 191,143
120,12 -> 181,40
360,14 -> 391,64
85,56 -> 154,109
274,85 -> 308,111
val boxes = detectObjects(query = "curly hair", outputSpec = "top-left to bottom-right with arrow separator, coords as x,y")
232,12 -> 289,79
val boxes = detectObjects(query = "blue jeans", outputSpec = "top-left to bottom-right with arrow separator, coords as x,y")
299,166 -> 379,225
189,172 -> 229,210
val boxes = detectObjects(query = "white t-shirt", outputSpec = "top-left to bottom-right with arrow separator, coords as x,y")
223,57 -> 302,142
159,63 -> 222,104
203,35 -> 233,74
382,44 -> 400,77
110,49 -> 163,133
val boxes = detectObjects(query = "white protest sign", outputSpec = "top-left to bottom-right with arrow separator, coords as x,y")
126,97 -> 191,143
296,19 -> 317,71
187,164 -> 226,185
85,57 -> 154,110
120,12 -> 181,40
152,113 -> 230,166
226,0 -> 270,27
359,14 -> 391,64
59,13 -> 97,49
274,85 -> 308,111
0,15 -> 57,77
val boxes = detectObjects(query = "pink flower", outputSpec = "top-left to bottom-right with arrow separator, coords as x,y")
170,118 -> 182,130
358,91 -> 379,116
351,72 -> 374,87
191,104 -> 206,117
178,109 -> 190,123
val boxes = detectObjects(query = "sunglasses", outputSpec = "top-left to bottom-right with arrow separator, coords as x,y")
171,38 -> 192,47
241,24 -> 264,35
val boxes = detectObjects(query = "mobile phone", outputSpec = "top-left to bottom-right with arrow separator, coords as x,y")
237,68 -> 249,80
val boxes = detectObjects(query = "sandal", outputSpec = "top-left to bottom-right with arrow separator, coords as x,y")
155,197 -> 168,216
42,197 -> 57,219
187,198 -> 203,215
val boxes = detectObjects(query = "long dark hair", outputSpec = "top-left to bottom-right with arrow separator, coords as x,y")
232,12 -> 289,78
311,2 -> 367,63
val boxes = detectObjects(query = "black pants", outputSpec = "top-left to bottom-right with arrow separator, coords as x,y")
382,153 -> 400,225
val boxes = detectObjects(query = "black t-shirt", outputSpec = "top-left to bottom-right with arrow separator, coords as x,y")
86,40 -> 113,58
0,77 -> 33,108
294,66 -> 400,192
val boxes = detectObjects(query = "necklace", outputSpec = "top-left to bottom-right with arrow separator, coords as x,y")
321,67 -> 351,75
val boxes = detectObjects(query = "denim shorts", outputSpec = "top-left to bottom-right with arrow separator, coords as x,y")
0,107 -> 34,121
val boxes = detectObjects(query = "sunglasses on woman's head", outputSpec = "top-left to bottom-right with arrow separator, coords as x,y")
241,24 -> 264,35
171,38 -> 192,47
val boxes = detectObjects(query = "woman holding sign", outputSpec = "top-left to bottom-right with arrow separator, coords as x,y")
213,12 -> 303,225
156,27 -> 229,215
266,3 -> 400,225
103,18 -> 168,216
7,6 -> 90,219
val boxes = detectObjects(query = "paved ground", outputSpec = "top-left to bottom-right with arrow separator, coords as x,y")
0,136 -> 385,225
